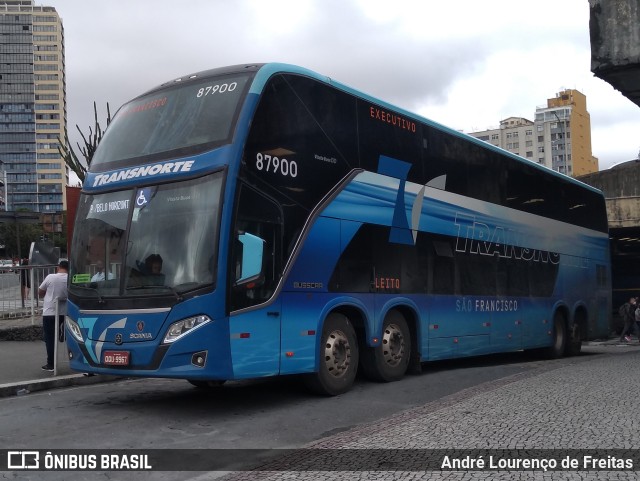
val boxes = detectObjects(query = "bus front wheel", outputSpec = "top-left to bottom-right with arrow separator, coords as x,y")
361,310 -> 411,382
304,313 -> 359,396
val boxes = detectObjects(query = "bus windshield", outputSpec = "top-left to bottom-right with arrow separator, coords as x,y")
69,172 -> 223,299
90,72 -> 252,171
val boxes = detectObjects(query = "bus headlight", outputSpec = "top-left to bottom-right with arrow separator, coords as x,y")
163,315 -> 211,344
66,316 -> 84,342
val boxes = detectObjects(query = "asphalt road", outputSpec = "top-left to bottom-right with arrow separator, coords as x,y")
1,351 -> 543,447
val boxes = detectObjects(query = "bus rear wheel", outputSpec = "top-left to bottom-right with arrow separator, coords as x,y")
361,310 -> 411,382
304,313 -> 359,396
544,312 -> 567,359
565,320 -> 583,356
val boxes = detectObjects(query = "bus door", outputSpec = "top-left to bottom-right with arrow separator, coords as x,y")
229,298 -> 282,378
228,184 -> 283,378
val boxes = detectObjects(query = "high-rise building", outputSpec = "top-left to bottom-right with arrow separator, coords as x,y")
469,89 -> 599,177
0,0 -> 67,214
534,89 -> 599,176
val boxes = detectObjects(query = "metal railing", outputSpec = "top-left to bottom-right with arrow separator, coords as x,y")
0,264 -> 60,322
54,295 -> 63,375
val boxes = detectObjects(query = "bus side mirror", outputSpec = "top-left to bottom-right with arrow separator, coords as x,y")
235,232 -> 265,286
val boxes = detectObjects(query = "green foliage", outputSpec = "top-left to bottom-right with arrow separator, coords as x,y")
0,221 -> 40,259
0,212 -> 67,259
57,102 -> 111,184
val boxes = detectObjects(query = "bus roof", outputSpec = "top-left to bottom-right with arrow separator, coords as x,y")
249,63 -> 604,197
142,62 -> 603,197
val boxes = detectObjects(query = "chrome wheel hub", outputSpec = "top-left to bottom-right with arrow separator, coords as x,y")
323,329 -> 351,378
382,323 -> 405,367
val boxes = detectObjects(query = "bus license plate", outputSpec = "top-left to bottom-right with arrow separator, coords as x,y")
103,351 -> 130,366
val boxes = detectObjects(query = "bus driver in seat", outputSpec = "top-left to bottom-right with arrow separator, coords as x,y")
140,254 -> 165,286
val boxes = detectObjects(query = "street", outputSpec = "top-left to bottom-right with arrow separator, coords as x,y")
1,350 -> 542,449
2,344 -> 638,480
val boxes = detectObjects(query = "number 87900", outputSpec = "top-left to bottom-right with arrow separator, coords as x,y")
256,152 -> 298,178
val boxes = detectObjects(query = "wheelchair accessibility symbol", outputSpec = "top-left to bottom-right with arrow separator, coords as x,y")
136,188 -> 152,207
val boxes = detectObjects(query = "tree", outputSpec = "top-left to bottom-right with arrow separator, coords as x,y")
0,218 -> 44,259
58,102 -> 111,183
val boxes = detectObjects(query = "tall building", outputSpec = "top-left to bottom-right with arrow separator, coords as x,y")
0,0 -> 67,214
469,89 -> 599,177
534,89 -> 598,176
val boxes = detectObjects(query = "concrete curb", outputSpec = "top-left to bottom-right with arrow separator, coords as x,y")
0,373 -> 123,399
0,325 -> 42,341
0,323 -> 124,398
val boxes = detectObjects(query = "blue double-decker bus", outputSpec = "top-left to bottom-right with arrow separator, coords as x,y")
66,63 -> 611,395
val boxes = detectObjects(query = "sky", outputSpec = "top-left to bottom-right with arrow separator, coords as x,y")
44,0 -> 640,183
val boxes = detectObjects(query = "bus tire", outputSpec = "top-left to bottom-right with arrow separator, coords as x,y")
188,380 -> 226,389
361,310 -> 411,382
565,321 -> 583,356
304,313 -> 359,396
544,312 -> 567,359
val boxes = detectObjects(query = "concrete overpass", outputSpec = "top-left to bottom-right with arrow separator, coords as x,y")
590,0 -> 640,107
588,0 -> 640,320
579,161 -> 640,313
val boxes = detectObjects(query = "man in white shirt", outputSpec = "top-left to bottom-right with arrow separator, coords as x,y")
38,259 -> 68,371
91,260 -> 114,282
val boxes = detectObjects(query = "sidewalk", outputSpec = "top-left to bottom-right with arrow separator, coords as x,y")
0,315 -> 116,397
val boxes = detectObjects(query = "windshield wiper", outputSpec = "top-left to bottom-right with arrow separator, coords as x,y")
126,285 -> 183,301
72,285 -> 105,304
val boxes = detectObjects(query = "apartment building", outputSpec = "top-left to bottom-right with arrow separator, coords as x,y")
469,89 -> 599,177
534,89 -> 599,176
0,0 -> 67,213
469,117 -> 537,163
